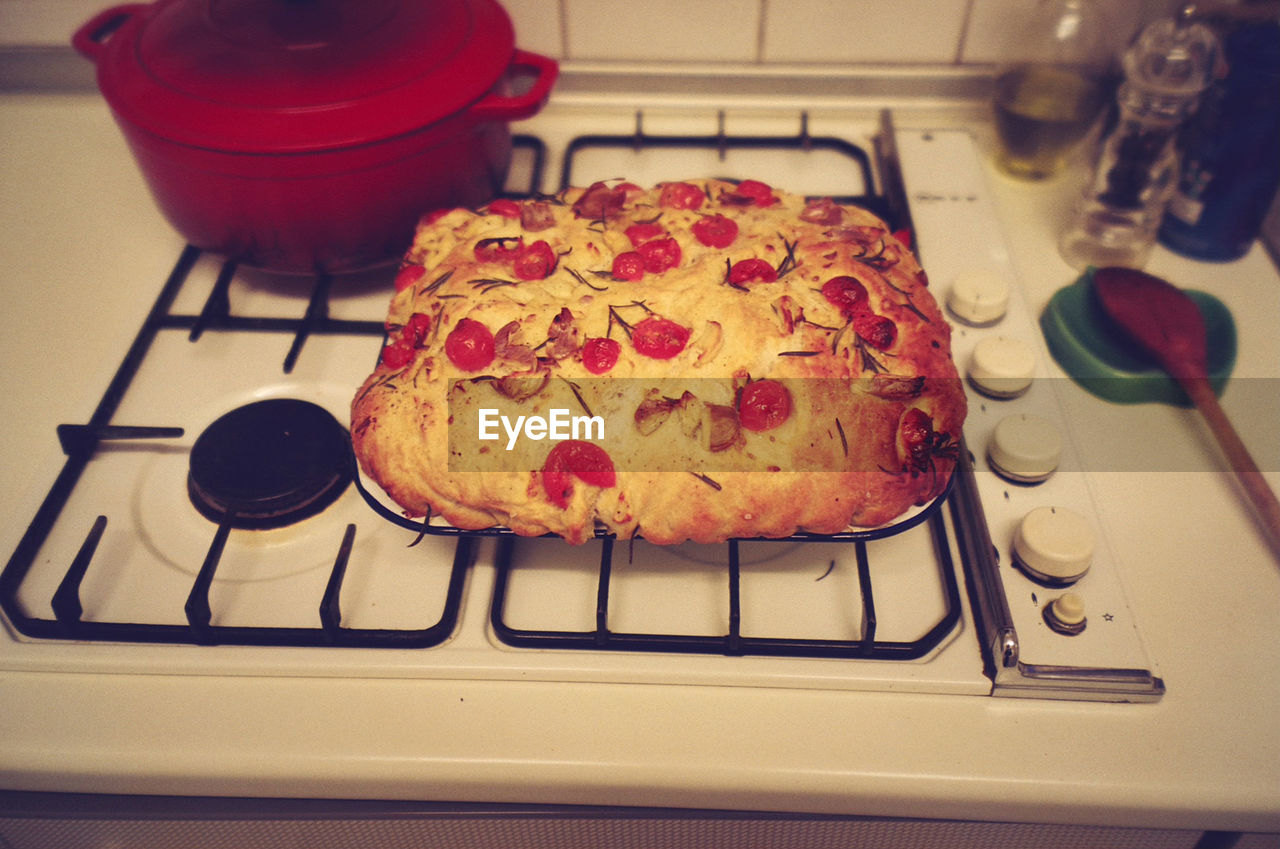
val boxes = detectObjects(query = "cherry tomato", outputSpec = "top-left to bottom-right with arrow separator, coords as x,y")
854,313 -> 897,350
614,182 -> 643,202
541,440 -> 617,508
637,237 -> 682,273
444,318 -> 495,371
624,222 -> 666,246
403,312 -> 432,345
513,240 -> 556,280
393,264 -> 426,293
611,251 -> 645,281
821,275 -> 870,317
692,214 -> 738,248
380,312 -> 432,368
380,338 -> 414,369
473,236 -> 523,264
582,337 -> 621,374
900,407 -> 934,471
728,258 -> 777,285
631,316 -> 691,359
486,198 -> 522,218
659,181 -> 705,210
734,179 -> 777,206
737,380 -> 792,432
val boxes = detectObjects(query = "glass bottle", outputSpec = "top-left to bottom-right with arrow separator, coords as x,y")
1058,8 -> 1219,269
992,0 -> 1115,180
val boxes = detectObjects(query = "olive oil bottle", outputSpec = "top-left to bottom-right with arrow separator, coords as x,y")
992,0 -> 1115,180
994,64 -> 1109,179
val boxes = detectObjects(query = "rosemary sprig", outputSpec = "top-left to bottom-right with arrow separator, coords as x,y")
853,335 -> 889,374
835,418 -> 848,457
567,267 -> 609,292
899,298 -> 932,324
470,277 -> 520,294
798,316 -> 841,332
852,238 -> 893,270
775,234 -> 799,279
690,472 -> 722,491
561,378 -> 594,418
829,318 -> 890,373
879,276 -> 932,324
723,258 -> 749,293
354,371 -> 399,405
830,319 -> 851,355
778,350 -> 821,357
420,269 -> 454,295
607,305 -> 634,338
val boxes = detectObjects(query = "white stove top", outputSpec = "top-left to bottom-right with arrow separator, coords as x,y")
0,103 -> 1162,704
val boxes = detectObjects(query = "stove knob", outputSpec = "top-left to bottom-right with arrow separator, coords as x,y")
988,413 -> 1062,483
948,269 -> 1011,326
1043,592 -> 1088,635
967,335 -> 1036,399
1013,506 -> 1094,585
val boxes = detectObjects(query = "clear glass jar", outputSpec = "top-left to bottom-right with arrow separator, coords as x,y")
992,0 -> 1115,180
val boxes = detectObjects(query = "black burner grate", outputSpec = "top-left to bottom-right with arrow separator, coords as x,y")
0,135 -> 547,647
558,111 -> 899,228
0,245 -> 470,648
489,486 -> 961,662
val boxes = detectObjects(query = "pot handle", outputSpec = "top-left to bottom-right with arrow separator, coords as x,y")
72,4 -> 149,63
470,50 -> 560,121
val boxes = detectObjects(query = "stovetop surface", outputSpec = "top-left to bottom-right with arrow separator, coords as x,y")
0,109 -> 1163,705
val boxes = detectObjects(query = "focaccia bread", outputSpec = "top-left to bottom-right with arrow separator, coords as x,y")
351,179 -> 965,544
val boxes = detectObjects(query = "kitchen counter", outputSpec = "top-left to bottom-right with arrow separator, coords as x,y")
1,81 -> 1278,838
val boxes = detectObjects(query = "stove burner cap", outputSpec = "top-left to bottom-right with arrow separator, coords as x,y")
188,398 -> 352,529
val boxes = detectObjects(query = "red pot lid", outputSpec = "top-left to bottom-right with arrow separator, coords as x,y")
82,0 -> 517,153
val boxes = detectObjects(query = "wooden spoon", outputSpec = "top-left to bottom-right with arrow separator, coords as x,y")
1092,266 -> 1280,560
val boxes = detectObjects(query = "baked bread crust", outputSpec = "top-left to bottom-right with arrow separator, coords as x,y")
351,179 -> 965,544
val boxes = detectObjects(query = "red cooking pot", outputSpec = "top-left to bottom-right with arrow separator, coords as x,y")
73,0 -> 557,272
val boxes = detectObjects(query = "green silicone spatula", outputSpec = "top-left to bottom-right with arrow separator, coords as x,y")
1092,267 -> 1280,561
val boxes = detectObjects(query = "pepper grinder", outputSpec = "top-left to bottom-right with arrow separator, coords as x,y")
1059,6 -> 1219,269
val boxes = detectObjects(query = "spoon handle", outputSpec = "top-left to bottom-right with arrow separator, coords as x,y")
1180,375 -> 1280,562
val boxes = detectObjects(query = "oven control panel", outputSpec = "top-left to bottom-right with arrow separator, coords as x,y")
895,128 -> 1164,701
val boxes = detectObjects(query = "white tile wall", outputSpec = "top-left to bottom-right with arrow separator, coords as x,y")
561,0 -> 761,62
760,0 -> 970,64
1,0 -> 1172,67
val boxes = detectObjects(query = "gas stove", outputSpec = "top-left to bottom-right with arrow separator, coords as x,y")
0,105 -> 1162,703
